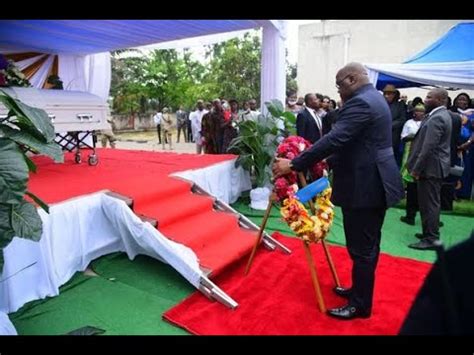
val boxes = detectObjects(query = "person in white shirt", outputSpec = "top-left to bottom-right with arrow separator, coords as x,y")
240,99 -> 260,122
189,100 -> 208,154
153,110 -> 163,145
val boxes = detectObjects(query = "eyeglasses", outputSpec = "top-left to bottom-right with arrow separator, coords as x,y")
335,74 -> 351,89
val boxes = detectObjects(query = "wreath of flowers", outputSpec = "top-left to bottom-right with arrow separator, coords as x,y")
274,136 -> 334,243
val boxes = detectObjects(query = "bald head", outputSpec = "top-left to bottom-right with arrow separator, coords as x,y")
338,62 -> 368,79
335,62 -> 370,101
424,88 -> 449,112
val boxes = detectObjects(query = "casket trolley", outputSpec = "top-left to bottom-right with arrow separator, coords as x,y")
0,87 -> 110,166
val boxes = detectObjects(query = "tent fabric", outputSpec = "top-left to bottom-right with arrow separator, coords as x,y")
0,20 -> 286,104
366,22 -> 474,90
405,22 -> 474,64
367,60 -> 474,90
0,20 -> 267,55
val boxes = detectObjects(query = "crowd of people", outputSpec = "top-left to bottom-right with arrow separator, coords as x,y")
152,98 -> 261,154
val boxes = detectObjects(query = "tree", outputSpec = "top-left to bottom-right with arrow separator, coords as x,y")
286,63 -> 298,96
206,32 -> 261,106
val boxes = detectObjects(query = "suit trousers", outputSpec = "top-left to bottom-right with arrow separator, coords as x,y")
417,178 -> 443,240
406,182 -> 418,220
342,207 -> 386,312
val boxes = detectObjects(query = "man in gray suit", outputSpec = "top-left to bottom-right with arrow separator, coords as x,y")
407,88 -> 452,250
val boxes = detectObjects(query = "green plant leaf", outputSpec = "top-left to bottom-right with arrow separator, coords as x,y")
11,200 -> 42,241
66,326 -> 106,336
265,100 -> 283,118
282,111 -> 297,125
22,153 -> 37,173
0,138 -> 29,204
0,91 -> 55,143
0,125 -> 63,163
0,204 -> 15,246
26,191 -> 49,213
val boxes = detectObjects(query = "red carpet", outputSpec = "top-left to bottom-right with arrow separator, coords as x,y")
28,149 -> 256,275
164,233 -> 432,335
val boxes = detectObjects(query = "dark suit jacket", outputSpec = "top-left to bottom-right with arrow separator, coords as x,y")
407,106 -> 452,179
296,107 -> 331,144
400,232 -> 474,335
390,100 -> 408,148
291,84 -> 404,209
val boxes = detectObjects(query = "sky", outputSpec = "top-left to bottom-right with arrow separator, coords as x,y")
132,20 -> 320,65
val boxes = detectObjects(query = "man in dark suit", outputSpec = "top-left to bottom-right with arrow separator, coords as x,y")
406,88 -> 452,250
400,232 -> 474,335
273,62 -> 404,320
296,93 -> 331,144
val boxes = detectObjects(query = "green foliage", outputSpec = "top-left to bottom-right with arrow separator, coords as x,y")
227,99 -> 296,188
110,32 -> 267,114
0,89 -> 63,272
286,62 -> 298,95
206,33 -> 261,105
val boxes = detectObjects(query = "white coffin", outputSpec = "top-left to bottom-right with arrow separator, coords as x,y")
0,87 -> 110,133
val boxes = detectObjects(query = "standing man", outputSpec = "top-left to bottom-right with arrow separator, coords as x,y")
273,62 -> 404,320
296,93 -> 331,144
383,84 -> 408,167
153,109 -> 163,145
406,89 -> 452,250
189,100 -> 208,154
176,106 -> 188,143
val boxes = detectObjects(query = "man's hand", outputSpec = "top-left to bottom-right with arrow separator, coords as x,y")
272,158 -> 292,178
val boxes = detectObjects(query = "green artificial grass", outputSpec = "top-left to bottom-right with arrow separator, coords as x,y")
10,254 -> 194,335
232,197 -> 473,264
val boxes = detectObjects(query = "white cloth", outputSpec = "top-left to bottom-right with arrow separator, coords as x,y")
0,312 -> 17,335
172,158 -> 252,204
190,109 -> 208,144
401,119 -> 422,140
58,52 -> 111,101
260,20 -> 287,115
0,192 -> 202,316
365,60 -> 474,90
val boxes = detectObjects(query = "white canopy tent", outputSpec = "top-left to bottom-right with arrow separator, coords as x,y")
0,20 -> 287,108
365,22 -> 474,91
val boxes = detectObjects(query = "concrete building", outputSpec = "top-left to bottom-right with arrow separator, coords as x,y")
297,20 -> 474,102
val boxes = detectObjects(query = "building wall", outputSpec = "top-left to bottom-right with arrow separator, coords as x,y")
297,20 -> 474,103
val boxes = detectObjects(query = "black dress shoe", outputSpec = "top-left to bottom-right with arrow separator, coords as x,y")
333,286 -> 352,299
408,239 -> 439,250
415,233 -> 425,239
327,305 -> 371,320
400,216 -> 415,225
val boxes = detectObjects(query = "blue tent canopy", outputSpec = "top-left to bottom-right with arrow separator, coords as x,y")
405,22 -> 474,64
0,20 -> 266,55
367,22 -> 474,90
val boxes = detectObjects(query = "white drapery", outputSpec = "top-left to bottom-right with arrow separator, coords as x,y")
172,159 -> 252,204
0,158 -> 252,334
0,192 -> 202,316
365,60 -> 474,90
58,52 -> 111,101
260,20 -> 287,114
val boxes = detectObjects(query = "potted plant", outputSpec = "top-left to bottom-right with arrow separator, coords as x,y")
0,89 -> 63,271
227,99 -> 296,209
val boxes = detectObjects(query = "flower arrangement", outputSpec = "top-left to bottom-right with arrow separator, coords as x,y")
0,54 -> 31,88
274,136 -> 334,243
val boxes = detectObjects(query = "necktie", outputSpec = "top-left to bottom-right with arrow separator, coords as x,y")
314,110 -> 322,136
